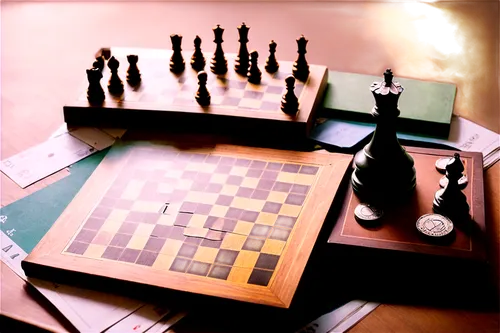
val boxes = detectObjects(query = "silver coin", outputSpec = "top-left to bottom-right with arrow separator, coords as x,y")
354,203 -> 384,222
435,157 -> 452,173
416,214 -> 454,238
439,175 -> 468,188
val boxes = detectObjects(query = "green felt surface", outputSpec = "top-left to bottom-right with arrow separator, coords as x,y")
0,150 -> 108,253
323,71 -> 456,125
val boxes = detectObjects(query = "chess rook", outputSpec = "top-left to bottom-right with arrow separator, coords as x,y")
351,69 -> 416,205
86,67 -> 105,104
210,25 -> 228,75
126,54 -> 141,86
281,75 -> 299,115
107,56 -> 124,95
433,153 -> 470,223
234,22 -> 250,76
265,40 -> 279,74
292,35 -> 310,82
190,35 -> 206,71
195,71 -> 211,106
170,34 -> 185,74
247,50 -> 261,84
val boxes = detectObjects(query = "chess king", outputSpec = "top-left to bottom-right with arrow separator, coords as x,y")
351,69 -> 416,205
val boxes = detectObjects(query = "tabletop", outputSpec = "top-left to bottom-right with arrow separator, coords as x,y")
1,2 -> 499,332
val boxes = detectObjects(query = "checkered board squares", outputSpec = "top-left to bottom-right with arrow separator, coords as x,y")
64,148 -> 320,288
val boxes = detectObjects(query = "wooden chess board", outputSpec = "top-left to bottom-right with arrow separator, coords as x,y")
63,47 -> 328,137
22,139 -> 351,308
329,147 -> 486,262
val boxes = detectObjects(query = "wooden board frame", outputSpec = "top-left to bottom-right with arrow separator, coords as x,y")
63,47 -> 329,138
22,140 -> 351,308
328,147 -> 486,262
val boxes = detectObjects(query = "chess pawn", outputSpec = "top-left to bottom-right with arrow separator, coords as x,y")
433,153 -> 470,223
247,50 -> 261,84
210,24 -> 228,75
190,35 -> 206,71
351,69 -> 416,205
86,67 -> 105,104
170,34 -> 185,74
195,71 -> 211,106
107,56 -> 124,95
126,54 -> 141,86
292,35 -> 310,82
281,76 -> 299,115
265,40 -> 279,74
234,22 -> 250,76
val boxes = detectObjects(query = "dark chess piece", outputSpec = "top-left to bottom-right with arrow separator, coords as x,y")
191,35 -> 205,71
170,34 -> 185,74
281,75 -> 299,115
126,54 -> 141,86
86,67 -> 105,104
292,35 -> 310,82
93,56 -> 105,71
107,56 -> 124,95
210,24 -> 228,75
195,71 -> 211,106
265,40 -> 279,73
433,153 -> 470,223
351,69 -> 416,206
247,50 -> 261,84
234,22 -> 250,76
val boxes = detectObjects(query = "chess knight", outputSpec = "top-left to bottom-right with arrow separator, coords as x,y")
351,69 -> 417,205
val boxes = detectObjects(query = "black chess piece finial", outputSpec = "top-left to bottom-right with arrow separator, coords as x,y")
126,54 -> 141,86
292,35 -> 310,82
234,22 -> 250,76
210,24 -> 228,75
265,40 -> 279,74
86,67 -> 105,104
170,34 -> 185,74
433,153 -> 470,223
351,69 -> 416,205
195,71 -> 211,106
281,75 -> 299,115
191,35 -> 206,71
247,50 -> 261,84
107,56 -> 124,95
93,56 -> 105,72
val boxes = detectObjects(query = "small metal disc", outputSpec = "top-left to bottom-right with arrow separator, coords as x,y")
439,175 -> 468,189
354,203 -> 384,225
416,214 -> 454,239
435,157 -> 452,174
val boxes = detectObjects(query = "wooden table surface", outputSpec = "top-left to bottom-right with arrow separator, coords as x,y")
1,2 -> 499,332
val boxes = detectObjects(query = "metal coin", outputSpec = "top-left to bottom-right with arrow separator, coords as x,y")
435,157 -> 452,174
416,213 -> 454,238
354,203 -> 384,222
439,175 -> 468,189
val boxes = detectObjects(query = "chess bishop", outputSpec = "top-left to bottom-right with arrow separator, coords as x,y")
351,69 -> 416,205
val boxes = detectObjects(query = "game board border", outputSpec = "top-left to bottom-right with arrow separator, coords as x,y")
22,140 -> 352,308
328,146 -> 486,262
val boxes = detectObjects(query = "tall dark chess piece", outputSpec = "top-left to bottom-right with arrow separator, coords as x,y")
433,153 -> 470,222
210,24 -> 228,75
234,22 -> 250,75
93,55 -> 105,72
86,67 -> 105,104
247,50 -> 261,84
292,35 -> 310,82
170,34 -> 185,74
126,54 -> 141,86
265,40 -> 279,74
351,69 -> 416,205
281,75 -> 299,115
195,71 -> 211,106
107,56 -> 124,95
191,35 -> 205,71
